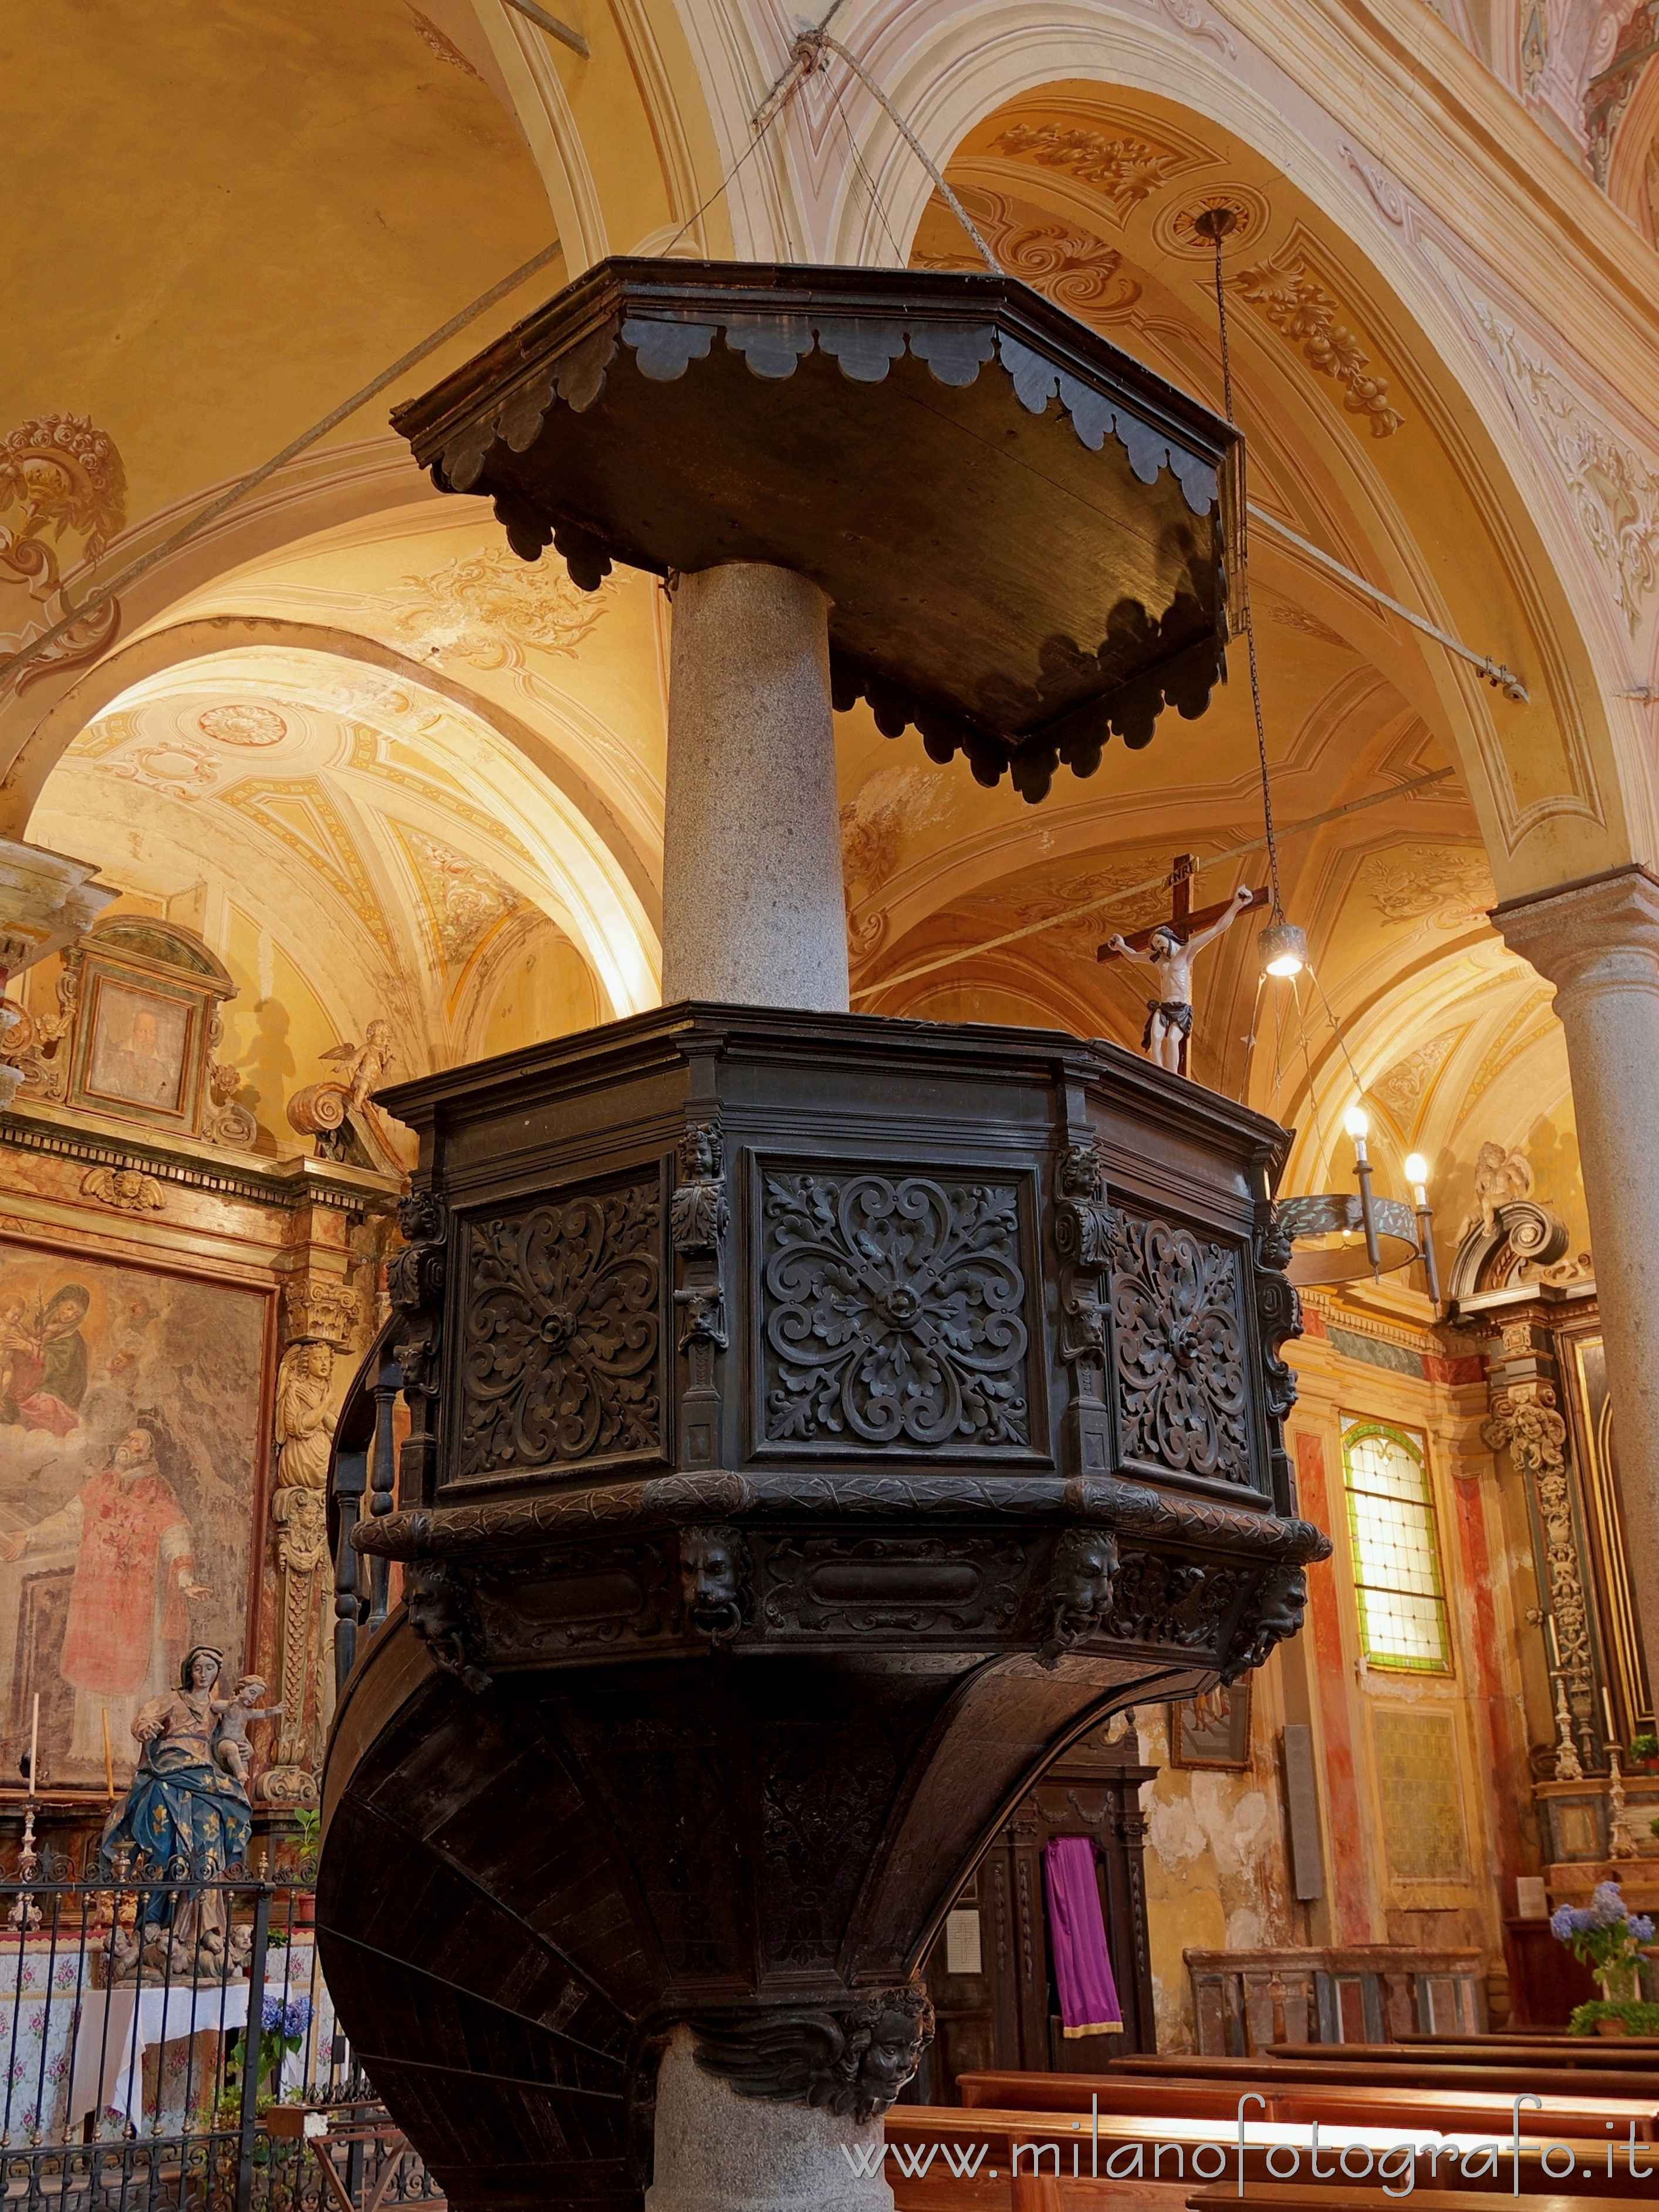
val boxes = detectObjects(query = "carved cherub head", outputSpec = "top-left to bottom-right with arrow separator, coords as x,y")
844,1988 -> 934,2119
680,1526 -> 746,1642
1040,1528 -> 1119,1669
680,1122 -> 721,1181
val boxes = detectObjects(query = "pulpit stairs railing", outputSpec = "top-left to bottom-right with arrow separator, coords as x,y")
329,1322 -> 402,1696
0,1840 -> 440,2212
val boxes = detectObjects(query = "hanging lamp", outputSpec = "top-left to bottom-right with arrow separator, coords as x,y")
1192,205 -> 1431,1293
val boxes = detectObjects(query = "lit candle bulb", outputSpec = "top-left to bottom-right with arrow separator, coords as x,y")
1404,1153 -> 1430,1207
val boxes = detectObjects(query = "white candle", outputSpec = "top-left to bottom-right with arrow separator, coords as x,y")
27,1693 -> 38,1801
1605,1688 -> 1619,1742
1546,1616 -> 1562,1669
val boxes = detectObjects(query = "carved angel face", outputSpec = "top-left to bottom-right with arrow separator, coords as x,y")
854,1993 -> 933,2115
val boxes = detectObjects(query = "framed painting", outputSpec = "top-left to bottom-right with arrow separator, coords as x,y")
82,977 -> 194,1117
58,917 -> 240,1138
1170,1681 -> 1252,1770
0,1235 -> 275,1795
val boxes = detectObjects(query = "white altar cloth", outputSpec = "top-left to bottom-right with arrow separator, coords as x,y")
68,1981 -> 249,2128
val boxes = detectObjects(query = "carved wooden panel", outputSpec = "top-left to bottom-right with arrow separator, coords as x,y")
755,1164 -> 1040,1458
453,1177 -> 663,1485
1110,1211 -> 1256,1488
755,1534 -> 1029,1637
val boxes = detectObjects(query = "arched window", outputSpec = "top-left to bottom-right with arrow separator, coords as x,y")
1340,1417 -> 1451,1673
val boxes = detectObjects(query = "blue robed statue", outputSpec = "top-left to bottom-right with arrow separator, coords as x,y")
101,1646 -> 252,1961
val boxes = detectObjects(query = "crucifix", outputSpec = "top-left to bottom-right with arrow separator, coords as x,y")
1097,855 -> 1269,1076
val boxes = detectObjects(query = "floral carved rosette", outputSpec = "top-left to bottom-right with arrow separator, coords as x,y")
1111,1215 -> 1251,1483
458,1183 -> 661,1478
761,1173 -> 1030,1448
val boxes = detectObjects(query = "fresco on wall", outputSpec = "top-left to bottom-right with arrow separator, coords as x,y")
0,1245 -> 268,1792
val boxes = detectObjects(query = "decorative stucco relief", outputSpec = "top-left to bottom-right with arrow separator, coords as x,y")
0,414 -> 127,690
915,188 -> 1144,318
1462,291 -> 1659,635
986,123 -> 1187,221
1339,141 -> 1407,225
398,825 -> 525,976
379,544 -> 613,669
1151,0 -> 1239,56
1369,1028 -> 1465,1129
1362,847 -> 1497,930
1230,237 -> 1404,437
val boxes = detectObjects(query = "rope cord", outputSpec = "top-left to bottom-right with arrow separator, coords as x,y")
0,239 -> 567,697
1207,220 -> 1285,924
815,35 -> 1002,274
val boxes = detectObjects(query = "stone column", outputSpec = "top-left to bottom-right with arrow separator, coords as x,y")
1491,862 -> 1659,1717
645,2029 -> 893,2212
661,563 -> 849,1012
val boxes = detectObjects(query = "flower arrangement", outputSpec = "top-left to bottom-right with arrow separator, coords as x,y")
226,1993 -> 314,2108
1551,1882 -> 1654,2010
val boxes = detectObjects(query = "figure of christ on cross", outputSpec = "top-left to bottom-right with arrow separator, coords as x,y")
1097,856 -> 1269,1076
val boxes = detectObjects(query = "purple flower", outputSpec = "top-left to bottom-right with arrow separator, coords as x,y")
1631,1915 -> 1655,1942
1592,1883 -> 1629,1925
1552,1904 -> 1593,1939
261,1995 -> 312,2040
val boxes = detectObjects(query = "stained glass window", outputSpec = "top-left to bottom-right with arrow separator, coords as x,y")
1340,1417 -> 1451,1673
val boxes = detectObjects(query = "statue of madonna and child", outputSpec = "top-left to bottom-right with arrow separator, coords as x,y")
98,1644 -> 276,1983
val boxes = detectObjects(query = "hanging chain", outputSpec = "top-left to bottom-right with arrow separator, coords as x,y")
1201,215 -> 1285,924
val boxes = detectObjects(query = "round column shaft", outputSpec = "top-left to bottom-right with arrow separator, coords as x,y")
646,2029 -> 893,2212
661,562 -> 850,1011
1494,864 -> 1659,1713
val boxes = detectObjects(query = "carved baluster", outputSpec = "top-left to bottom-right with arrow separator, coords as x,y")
1255,1207 -> 1303,1517
333,1439 -> 367,1696
389,1190 -> 447,1509
366,1346 -> 403,1635
1052,1130 -> 1117,1477
671,1119 -> 728,1468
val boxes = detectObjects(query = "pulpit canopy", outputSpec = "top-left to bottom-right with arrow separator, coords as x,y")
392,258 -> 1242,801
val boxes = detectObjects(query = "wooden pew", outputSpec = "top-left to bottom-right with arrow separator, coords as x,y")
955,2070 -> 1659,2140
1103,2055 -> 1659,2105
1263,2044 -> 1659,2073
1397,2035 -> 1659,2049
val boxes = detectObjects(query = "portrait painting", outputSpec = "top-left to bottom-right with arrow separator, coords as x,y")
84,980 -> 191,1115
1170,1681 -> 1252,1769
0,1243 -> 269,1792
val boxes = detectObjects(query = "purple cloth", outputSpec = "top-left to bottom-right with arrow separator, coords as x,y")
1044,1835 -> 1123,2037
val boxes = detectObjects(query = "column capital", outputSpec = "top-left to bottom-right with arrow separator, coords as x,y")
0,836 -> 114,977
1490,862 -> 1659,995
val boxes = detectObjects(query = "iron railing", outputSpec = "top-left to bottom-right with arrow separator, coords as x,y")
0,1839 -> 439,2212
